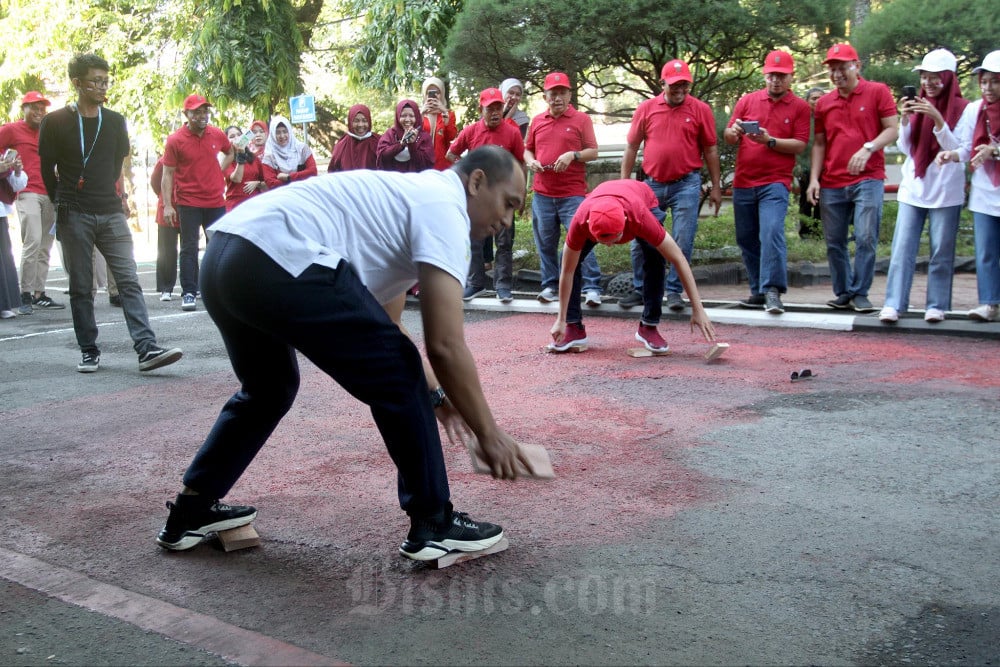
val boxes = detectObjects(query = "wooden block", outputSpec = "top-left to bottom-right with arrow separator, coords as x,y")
545,344 -> 588,353
705,342 -> 730,362
470,442 -> 555,479
432,537 -> 509,569
626,347 -> 670,358
217,524 -> 261,552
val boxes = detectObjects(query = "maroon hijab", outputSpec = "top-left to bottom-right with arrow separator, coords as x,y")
911,70 -> 967,178
328,105 -> 380,172
972,74 -> 1000,186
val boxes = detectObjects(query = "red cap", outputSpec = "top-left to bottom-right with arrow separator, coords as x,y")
763,50 -> 795,74
660,60 -> 692,85
479,87 -> 505,108
588,198 -> 626,239
823,43 -> 859,64
21,91 -> 51,107
543,72 -> 571,91
183,94 -> 212,111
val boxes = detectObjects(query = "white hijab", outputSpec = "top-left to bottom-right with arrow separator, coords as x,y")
263,115 -> 312,173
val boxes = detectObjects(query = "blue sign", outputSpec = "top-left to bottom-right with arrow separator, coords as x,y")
289,95 -> 316,124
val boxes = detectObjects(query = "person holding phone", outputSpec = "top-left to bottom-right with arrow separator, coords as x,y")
420,77 -> 458,171
879,48 -> 968,324
376,99 -> 434,173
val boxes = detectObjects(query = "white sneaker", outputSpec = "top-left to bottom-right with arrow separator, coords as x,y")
924,308 -> 945,323
160,292 -> 172,302
968,304 -> 999,322
584,290 -> 602,307
0,309 -> 15,319
537,287 -> 558,303
878,306 -> 899,323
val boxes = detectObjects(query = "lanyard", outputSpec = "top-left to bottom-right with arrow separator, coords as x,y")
77,106 -> 102,169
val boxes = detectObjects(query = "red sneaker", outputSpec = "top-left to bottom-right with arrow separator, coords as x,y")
549,322 -> 588,352
635,324 -> 669,352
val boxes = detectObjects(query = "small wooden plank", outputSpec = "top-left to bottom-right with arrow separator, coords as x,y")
432,537 -> 509,569
626,347 -> 670,358
545,344 -> 588,353
470,442 -> 555,479
217,524 -> 261,552
705,342 -> 730,362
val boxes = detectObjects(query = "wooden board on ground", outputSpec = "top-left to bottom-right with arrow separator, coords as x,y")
217,524 -> 261,552
705,342 -> 730,362
545,344 -> 587,353
470,442 -> 555,479
626,347 -> 671,358
432,537 -> 510,569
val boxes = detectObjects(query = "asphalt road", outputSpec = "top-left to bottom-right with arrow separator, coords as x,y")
1,262 -> 998,666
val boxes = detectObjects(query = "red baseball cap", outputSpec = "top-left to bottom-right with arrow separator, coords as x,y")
479,87 -> 505,108
763,50 -> 795,74
21,91 -> 51,107
588,198 -> 626,239
823,43 -> 859,64
183,94 -> 212,111
543,72 -> 571,91
660,59 -> 692,85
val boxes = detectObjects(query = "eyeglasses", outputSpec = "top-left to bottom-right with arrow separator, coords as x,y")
83,78 -> 112,89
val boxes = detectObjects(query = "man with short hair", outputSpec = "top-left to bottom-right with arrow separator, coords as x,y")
0,91 -> 63,314
806,43 -> 898,312
723,50 -> 811,314
37,53 -> 182,373
620,59 -> 722,312
447,87 -> 525,303
156,146 -> 530,561
161,94 -> 234,312
524,72 -> 603,306
797,87 -> 826,233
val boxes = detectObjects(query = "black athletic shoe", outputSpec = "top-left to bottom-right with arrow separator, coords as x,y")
765,290 -> 785,314
156,495 -> 257,551
618,290 -> 643,309
109,294 -> 122,307
666,292 -> 686,312
399,505 -> 504,561
739,293 -> 766,308
827,294 -> 852,309
138,346 -> 183,372
33,293 -> 65,309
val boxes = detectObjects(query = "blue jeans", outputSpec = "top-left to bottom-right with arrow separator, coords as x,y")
468,221 -> 514,291
178,205 -> 225,296
732,184 -> 790,295
185,233 -> 450,517
632,172 -> 701,295
973,211 -> 1000,304
532,193 -> 601,292
883,202 -> 960,312
819,179 -> 883,298
569,207 -> 667,326
57,208 -> 157,355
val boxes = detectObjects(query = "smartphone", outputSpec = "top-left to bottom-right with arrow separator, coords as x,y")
2,148 -> 17,162
427,89 -> 439,99
742,120 -> 760,135
902,85 -> 917,101
234,130 -> 255,150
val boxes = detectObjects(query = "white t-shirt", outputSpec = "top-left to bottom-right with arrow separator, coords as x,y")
211,168 -> 472,303
954,100 -> 1000,217
896,121 -> 966,209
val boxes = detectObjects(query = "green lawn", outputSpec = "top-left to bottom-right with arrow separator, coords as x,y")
510,199 -> 976,276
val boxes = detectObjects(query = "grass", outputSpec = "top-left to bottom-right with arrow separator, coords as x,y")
510,198 -> 976,276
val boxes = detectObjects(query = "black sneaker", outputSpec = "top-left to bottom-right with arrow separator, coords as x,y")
109,294 -> 122,307
399,505 -> 504,561
618,290 -> 643,309
463,285 -> 487,301
739,293 -> 766,308
666,292 -> 686,312
765,290 -> 785,314
827,294 -> 852,309
850,295 -> 876,312
77,352 -> 100,373
33,292 -> 65,309
138,346 -> 183,372
156,495 -> 258,551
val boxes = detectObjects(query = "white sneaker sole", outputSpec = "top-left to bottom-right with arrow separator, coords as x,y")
156,512 -> 257,551
399,531 -> 504,561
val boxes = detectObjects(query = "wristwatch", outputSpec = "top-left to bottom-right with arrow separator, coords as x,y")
863,141 -> 877,152
767,138 -> 777,149
573,151 -> 581,161
429,386 -> 446,409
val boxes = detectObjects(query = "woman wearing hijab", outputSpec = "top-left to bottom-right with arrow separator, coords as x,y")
224,120 -> 269,211
376,99 -> 434,173
420,77 -> 458,170
328,104 -> 380,172
879,49 -> 968,324
500,78 -> 530,139
261,115 -> 317,189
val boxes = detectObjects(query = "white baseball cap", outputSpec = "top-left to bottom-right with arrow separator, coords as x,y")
912,48 -> 957,73
972,50 -> 1000,74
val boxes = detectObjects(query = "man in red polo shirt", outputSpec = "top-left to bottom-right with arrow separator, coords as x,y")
447,87 -> 525,303
724,50 -> 811,315
548,179 -> 716,352
0,91 -> 64,313
524,71 -> 603,306
806,43 -> 898,312
161,94 -> 234,312
620,59 -> 722,312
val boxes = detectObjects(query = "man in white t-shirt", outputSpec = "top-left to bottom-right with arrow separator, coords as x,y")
156,146 -> 530,561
